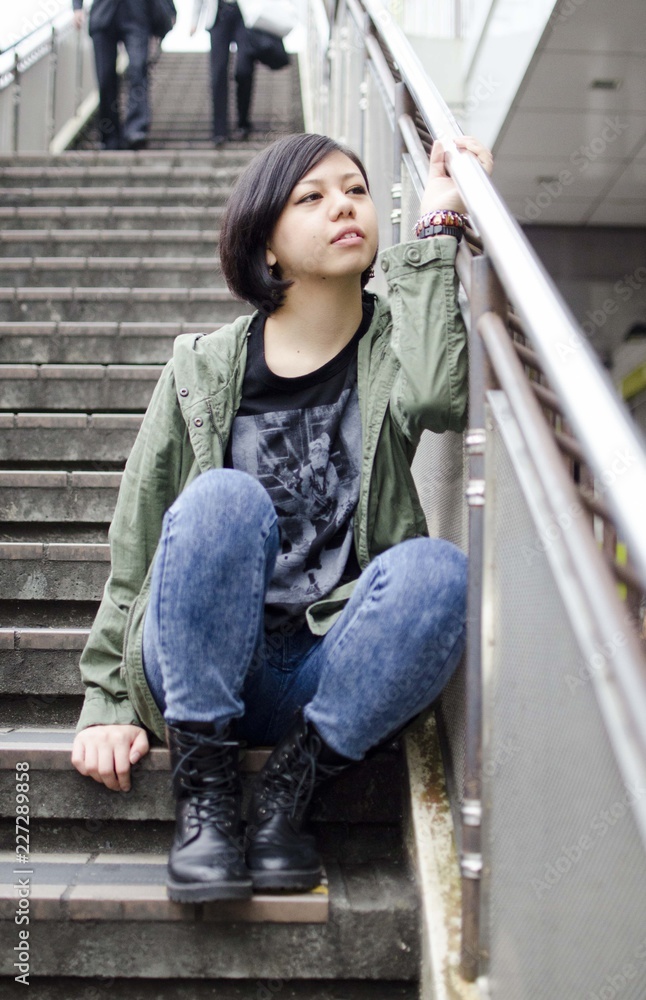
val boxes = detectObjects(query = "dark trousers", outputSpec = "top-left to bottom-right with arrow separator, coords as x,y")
209,2 -> 255,139
91,0 -> 150,149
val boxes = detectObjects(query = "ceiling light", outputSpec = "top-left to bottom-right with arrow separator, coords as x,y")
589,78 -> 621,90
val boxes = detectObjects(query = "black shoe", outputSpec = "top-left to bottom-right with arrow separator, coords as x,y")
246,711 -> 353,891
233,124 -> 251,141
213,135 -> 227,149
166,721 -> 252,902
125,134 -> 148,151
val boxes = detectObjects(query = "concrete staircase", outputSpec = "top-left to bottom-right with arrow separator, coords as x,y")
0,53 -> 419,998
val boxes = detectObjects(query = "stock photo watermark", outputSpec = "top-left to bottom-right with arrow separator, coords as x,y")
584,935 -> 646,1000
530,780 -> 646,900
521,117 -> 629,223
13,761 -> 31,986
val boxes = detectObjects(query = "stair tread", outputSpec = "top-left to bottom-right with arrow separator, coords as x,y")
0,627 -> 91,648
0,851 -> 329,923
0,727 -> 271,771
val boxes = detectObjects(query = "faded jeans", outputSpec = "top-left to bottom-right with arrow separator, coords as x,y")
142,469 -> 467,760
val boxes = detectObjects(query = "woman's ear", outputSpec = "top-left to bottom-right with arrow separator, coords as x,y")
266,246 -> 277,268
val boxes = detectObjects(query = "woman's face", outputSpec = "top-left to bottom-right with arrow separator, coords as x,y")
266,150 -> 378,289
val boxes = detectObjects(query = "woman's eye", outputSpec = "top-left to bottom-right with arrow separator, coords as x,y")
298,192 -> 321,204
349,185 -> 367,195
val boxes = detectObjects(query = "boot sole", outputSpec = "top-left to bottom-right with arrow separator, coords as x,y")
167,878 -> 253,903
250,869 -> 322,892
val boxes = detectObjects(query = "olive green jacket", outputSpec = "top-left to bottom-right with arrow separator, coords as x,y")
76,236 -> 468,742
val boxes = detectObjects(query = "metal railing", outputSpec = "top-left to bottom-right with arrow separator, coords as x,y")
0,10 -> 96,154
304,1 -> 646,995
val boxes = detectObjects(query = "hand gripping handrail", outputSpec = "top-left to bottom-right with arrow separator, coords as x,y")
362,0 -> 646,588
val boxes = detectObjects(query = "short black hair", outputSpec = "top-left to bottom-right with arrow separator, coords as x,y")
219,133 -> 375,315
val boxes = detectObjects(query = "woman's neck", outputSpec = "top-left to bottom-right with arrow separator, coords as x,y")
263,277 -> 364,378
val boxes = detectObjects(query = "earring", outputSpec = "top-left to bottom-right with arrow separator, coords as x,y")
368,265 -> 375,279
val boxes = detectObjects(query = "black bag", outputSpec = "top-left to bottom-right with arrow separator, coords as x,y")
148,0 -> 177,39
245,27 -> 290,70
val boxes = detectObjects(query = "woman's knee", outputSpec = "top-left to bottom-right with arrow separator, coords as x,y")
379,537 -> 468,604
166,469 -> 277,543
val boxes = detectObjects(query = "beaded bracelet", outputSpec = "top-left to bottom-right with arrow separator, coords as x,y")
415,209 -> 468,239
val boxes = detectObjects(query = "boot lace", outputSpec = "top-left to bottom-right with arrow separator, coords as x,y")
172,730 -> 239,831
259,729 -> 348,822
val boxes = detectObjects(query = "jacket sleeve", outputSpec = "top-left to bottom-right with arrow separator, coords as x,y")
76,362 -> 188,732
380,236 -> 468,445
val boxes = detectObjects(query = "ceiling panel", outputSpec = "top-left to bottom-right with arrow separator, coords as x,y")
492,156 -> 621,200
516,52 -> 646,113
586,199 -> 646,225
544,0 -> 646,55
498,109 -> 646,160
603,155 -> 646,200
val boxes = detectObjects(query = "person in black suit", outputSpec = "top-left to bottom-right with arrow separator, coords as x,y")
191,0 -> 255,148
73,0 -> 152,150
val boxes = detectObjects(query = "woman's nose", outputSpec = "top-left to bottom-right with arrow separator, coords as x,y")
329,191 -> 355,218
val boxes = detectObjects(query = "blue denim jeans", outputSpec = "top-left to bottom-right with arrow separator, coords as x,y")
142,469 -> 467,760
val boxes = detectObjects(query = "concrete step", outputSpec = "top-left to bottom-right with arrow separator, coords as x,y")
0,287 -> 249,323
0,321 -> 212,364
0,850 -> 329,925
0,978 -> 417,999
0,413 -> 141,463
0,150 -> 260,169
0,542 -> 109,601
0,816 -> 404,864
0,364 -> 162,411
0,166 -> 242,188
0,206 -> 226,230
0,729 -> 404,825
0,186 -> 234,208
0,259 -> 221,289
0,854 -> 417,979
0,230 -> 219,257
0,472 -> 120,522
0,628 -> 88,694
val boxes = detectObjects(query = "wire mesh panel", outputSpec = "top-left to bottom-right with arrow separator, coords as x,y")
482,391 -> 646,999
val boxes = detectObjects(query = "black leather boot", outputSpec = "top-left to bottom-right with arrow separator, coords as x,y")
166,721 -> 252,902
246,711 -> 353,891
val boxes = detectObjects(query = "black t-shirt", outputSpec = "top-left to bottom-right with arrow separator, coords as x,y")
225,297 -> 374,630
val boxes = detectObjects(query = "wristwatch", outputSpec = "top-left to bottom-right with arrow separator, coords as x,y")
417,223 -> 463,242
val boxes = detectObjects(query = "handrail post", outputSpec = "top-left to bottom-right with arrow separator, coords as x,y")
460,253 -> 505,981
48,26 -> 58,148
393,82 -> 415,246
358,12 -> 372,162
12,51 -> 20,154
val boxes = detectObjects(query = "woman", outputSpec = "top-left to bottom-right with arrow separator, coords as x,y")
71,131 -> 493,902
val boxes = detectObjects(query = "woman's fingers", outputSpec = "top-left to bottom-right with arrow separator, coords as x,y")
71,725 -> 148,792
130,728 -> 150,766
454,135 -> 494,175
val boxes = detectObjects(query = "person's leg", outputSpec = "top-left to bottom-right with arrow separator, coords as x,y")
234,18 -> 255,133
301,537 -> 468,758
119,23 -> 150,145
208,3 -> 238,141
142,468 -> 280,727
142,467 -> 280,902
91,29 -> 121,149
246,536 -> 467,890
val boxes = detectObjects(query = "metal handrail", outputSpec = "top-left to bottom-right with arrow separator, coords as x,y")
361,0 -> 646,589
0,11 -> 74,79
315,0 -> 646,987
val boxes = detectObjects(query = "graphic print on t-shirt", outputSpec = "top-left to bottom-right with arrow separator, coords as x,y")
228,386 -> 361,617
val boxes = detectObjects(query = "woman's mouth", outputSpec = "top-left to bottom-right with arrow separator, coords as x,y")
332,227 -> 365,245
